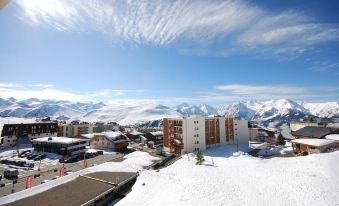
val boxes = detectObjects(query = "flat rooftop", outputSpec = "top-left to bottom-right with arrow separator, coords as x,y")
3,172 -> 136,206
31,137 -> 87,144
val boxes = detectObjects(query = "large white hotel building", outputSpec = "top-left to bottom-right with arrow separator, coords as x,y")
163,117 -> 249,154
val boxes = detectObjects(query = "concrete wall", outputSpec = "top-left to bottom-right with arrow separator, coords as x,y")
182,117 -> 206,154
249,128 -> 259,141
234,120 -> 249,145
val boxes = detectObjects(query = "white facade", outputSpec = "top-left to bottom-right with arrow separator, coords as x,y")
164,116 -> 249,154
233,120 -> 250,145
182,117 -> 206,154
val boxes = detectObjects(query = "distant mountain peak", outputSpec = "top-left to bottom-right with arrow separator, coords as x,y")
0,97 -> 338,128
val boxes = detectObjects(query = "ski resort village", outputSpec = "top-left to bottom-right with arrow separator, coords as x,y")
1,0 -> 339,205
0,98 -> 338,205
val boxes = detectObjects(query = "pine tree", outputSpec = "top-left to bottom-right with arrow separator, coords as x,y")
196,149 -> 205,165
276,133 -> 285,145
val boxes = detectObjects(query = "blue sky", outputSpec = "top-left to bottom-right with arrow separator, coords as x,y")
0,0 -> 339,106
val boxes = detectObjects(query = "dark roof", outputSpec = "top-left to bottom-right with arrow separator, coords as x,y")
291,126 -> 339,139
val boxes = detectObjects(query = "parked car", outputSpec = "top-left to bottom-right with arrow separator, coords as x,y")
85,153 -> 95,159
21,152 -> 32,158
0,159 -> 9,164
18,150 -> 31,158
33,154 -> 46,161
4,169 -> 19,179
65,157 -> 78,163
41,180 -> 50,184
33,173 -> 40,178
0,182 -> 5,187
14,160 -> 26,167
27,154 -> 39,160
96,151 -> 104,155
24,162 -> 35,168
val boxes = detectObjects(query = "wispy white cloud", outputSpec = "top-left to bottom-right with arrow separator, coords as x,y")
211,84 -> 339,102
216,84 -> 306,95
0,83 -> 147,102
14,0 -> 339,58
0,82 -> 338,105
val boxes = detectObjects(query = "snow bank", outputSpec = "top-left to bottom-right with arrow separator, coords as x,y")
117,145 -> 339,206
291,138 -> 336,147
0,151 -> 160,205
326,134 -> 339,141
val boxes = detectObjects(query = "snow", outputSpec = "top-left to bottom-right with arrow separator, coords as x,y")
104,131 -> 124,139
117,145 -> 339,206
1,98 -> 339,127
86,148 -> 117,155
31,137 -> 87,144
130,131 -> 143,135
0,151 -> 160,205
291,138 -> 336,147
325,134 -> 339,141
150,131 -> 163,136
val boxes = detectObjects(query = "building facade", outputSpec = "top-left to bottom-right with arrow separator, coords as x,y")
81,131 -> 129,151
31,137 -> 88,157
58,123 -> 94,138
93,122 -> 120,133
1,122 -> 58,148
163,117 -> 249,154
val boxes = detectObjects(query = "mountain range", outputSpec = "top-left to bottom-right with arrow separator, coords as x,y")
0,97 -> 338,129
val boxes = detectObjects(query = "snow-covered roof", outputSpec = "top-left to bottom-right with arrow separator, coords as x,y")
140,135 -> 147,141
32,137 -> 87,144
291,138 -> 336,147
325,134 -> 339,141
81,133 -> 102,139
151,131 -> 163,136
129,130 -> 143,135
104,131 -> 124,139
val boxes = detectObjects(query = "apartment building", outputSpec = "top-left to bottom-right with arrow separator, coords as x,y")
93,122 -> 120,133
163,117 -> 249,154
0,122 -> 58,148
58,123 -> 94,138
32,137 -> 88,157
81,131 -> 129,151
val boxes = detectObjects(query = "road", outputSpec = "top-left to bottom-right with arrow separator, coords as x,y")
0,153 -> 124,197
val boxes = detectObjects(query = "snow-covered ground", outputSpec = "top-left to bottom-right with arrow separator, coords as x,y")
86,147 -> 117,155
117,145 -> 339,206
0,151 -> 160,205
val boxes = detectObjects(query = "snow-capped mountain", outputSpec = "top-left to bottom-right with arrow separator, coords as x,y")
175,103 -> 216,116
0,97 -> 338,128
